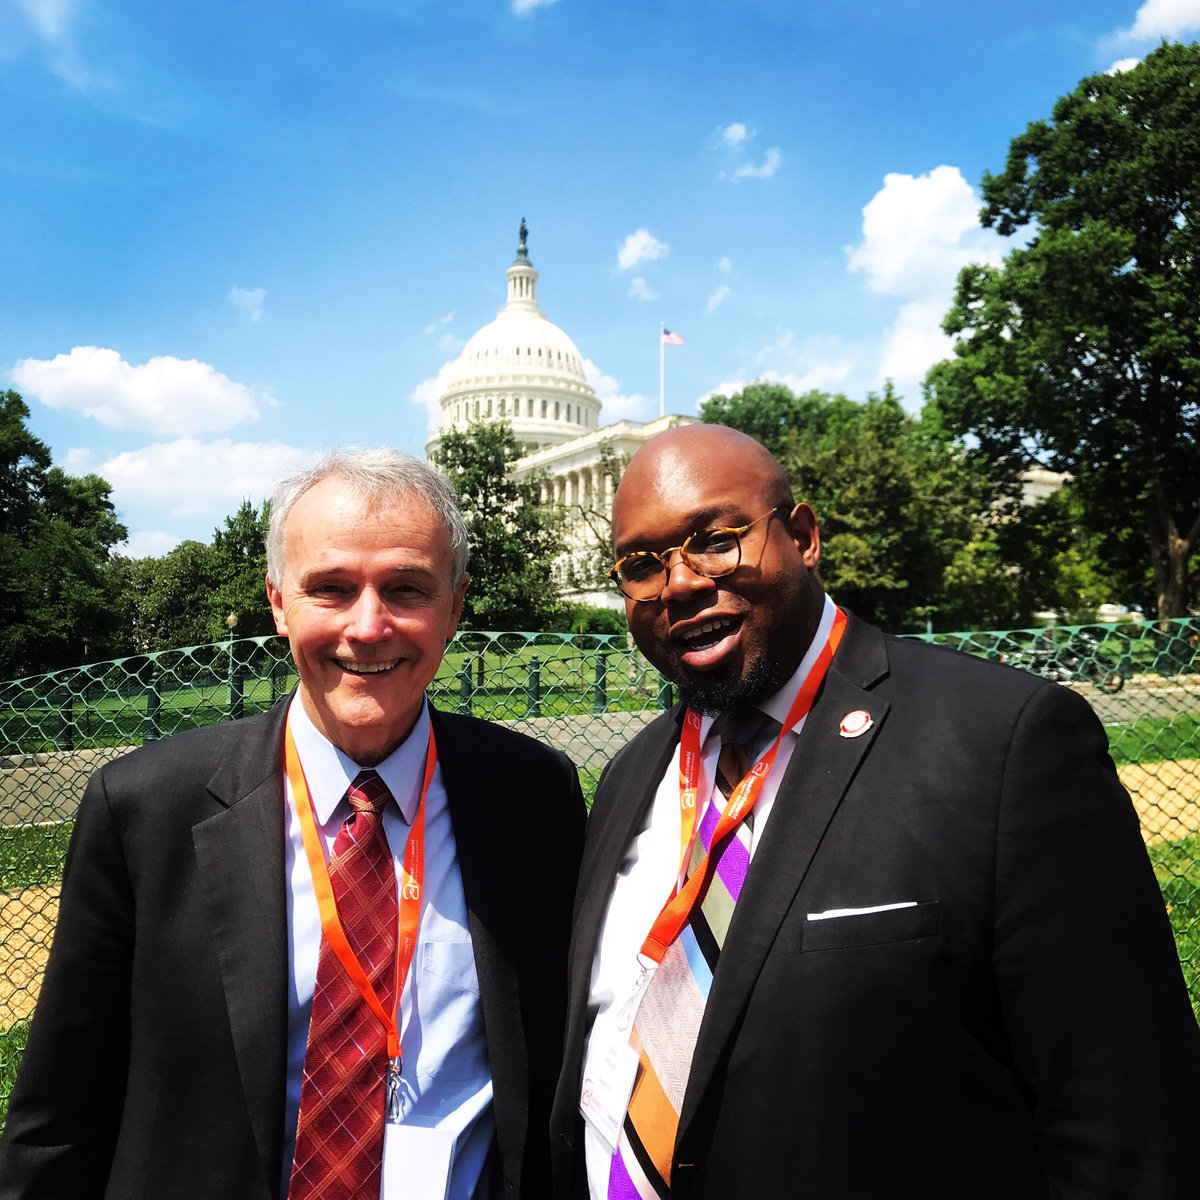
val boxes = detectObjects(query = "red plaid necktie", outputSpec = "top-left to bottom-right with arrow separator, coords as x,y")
288,770 -> 398,1200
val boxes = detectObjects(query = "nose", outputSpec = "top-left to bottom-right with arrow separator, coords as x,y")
347,587 -> 391,641
659,547 -> 714,604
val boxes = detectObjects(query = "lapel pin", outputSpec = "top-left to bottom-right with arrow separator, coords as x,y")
839,709 -> 873,738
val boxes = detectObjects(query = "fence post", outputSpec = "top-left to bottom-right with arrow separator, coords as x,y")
593,651 -> 608,714
144,670 -> 161,743
458,660 -> 473,716
658,676 -> 673,709
526,655 -> 541,718
230,670 -> 246,721
55,688 -> 74,752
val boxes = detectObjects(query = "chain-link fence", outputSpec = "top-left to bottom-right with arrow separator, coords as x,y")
2,618 -> 1198,1119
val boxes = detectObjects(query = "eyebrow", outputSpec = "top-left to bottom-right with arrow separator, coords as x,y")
615,506 -> 746,555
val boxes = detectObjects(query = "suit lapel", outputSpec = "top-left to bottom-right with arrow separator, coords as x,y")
192,702 -> 289,1195
430,708 -> 527,1181
679,617 -> 891,1138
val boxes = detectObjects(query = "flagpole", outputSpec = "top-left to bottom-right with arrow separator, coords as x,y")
659,322 -> 665,418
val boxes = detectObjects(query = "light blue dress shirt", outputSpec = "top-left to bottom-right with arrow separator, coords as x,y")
281,696 -> 495,1199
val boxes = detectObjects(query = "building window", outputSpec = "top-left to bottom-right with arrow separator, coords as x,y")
541,399 -> 548,418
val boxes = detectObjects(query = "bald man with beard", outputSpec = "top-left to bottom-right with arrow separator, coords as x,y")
551,424 -> 1200,1200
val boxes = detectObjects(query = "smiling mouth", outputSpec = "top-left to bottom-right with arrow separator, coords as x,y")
338,658 -> 400,675
675,616 -> 740,651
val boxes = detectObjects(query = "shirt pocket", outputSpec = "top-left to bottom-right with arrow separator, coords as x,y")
800,899 -> 941,952
414,939 -> 488,1086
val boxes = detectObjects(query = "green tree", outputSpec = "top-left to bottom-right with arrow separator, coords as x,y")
431,420 -> 564,629
207,499 -> 273,639
700,383 -> 832,460
0,391 -> 128,675
122,541 -> 218,652
927,43 -> 1200,617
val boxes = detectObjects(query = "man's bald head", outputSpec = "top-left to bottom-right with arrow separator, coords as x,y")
614,424 -> 792,534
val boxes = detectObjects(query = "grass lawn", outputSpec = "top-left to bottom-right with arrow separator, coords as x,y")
1105,713 -> 1200,767
0,1021 -> 29,1129
0,823 -> 72,892
1147,834 -> 1200,1019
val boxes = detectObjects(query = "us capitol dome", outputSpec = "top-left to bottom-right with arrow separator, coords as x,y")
426,221 -> 693,605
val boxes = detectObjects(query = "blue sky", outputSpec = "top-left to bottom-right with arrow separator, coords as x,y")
3,0 -> 1196,556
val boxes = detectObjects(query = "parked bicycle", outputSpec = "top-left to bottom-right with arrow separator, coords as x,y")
998,629 -> 1126,693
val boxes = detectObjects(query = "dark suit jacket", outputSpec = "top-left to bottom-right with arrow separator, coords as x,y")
0,698 -> 584,1200
551,615 -> 1200,1199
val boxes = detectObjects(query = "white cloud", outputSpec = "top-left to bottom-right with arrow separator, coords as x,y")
616,228 -> 669,271
512,0 -> 556,13
12,346 -> 266,435
117,530 -> 182,559
1107,57 -> 1141,73
584,359 -> 653,422
18,0 -> 73,40
1119,0 -> 1200,40
422,311 -> 455,334
731,147 -> 781,182
845,165 -> 1005,393
706,285 -> 731,314
439,332 -> 465,353
846,165 -> 1002,296
15,0 -> 112,91
717,256 -> 732,273
700,363 -> 855,408
719,122 -> 750,148
98,438 -> 317,518
628,276 -> 658,301
227,285 -> 266,322
410,359 -> 460,433
877,301 -> 956,388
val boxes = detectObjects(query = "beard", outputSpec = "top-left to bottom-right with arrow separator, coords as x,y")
674,652 -> 780,716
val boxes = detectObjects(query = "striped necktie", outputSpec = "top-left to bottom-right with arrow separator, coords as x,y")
608,709 -> 775,1199
288,770 -> 398,1200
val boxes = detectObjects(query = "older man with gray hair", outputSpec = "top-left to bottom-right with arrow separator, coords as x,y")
0,448 -> 585,1200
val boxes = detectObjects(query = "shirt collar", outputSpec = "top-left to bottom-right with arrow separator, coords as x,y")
286,693 -> 430,826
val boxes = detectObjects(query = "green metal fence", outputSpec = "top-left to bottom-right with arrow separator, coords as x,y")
2,618 -> 1198,1120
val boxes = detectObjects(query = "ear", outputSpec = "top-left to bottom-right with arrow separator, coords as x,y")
446,573 -> 470,641
266,572 -> 289,637
786,503 -> 821,568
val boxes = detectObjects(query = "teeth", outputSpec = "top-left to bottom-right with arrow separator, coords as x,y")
341,659 -> 399,674
681,618 -> 735,643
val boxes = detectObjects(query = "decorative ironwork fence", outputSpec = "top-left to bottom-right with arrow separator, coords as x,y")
2,618 -> 1198,1120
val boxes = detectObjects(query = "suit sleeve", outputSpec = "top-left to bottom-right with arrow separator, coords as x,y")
992,682 -> 1200,1199
0,768 -> 133,1200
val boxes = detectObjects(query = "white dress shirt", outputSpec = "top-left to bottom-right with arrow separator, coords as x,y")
282,695 -> 494,1200
582,595 -> 839,1197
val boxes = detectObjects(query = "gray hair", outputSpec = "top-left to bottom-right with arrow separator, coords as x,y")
266,447 -> 469,587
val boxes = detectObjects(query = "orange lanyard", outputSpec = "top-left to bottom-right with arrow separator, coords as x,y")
640,606 -> 847,964
284,720 -> 437,1062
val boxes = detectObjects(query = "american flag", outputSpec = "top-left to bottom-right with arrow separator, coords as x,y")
661,328 -> 685,345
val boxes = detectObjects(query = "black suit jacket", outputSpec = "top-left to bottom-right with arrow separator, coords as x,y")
552,615 -> 1200,1199
0,699 -> 584,1200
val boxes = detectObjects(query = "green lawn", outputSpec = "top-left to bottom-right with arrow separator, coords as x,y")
0,1021 -> 29,1129
1104,713 -> 1200,767
1148,834 -> 1200,1020
0,823 -> 72,892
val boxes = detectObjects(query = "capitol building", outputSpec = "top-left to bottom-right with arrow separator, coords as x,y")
426,223 -> 693,607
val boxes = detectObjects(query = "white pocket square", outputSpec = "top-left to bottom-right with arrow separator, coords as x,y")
806,901 -> 918,921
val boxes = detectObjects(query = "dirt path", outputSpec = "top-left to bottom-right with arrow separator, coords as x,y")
1119,759 -> 1200,845
1,885 -> 59,1025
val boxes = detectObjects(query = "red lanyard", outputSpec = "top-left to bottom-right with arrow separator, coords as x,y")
640,606 -> 847,964
284,720 -> 437,1061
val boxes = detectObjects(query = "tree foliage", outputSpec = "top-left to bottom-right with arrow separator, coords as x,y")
432,420 -> 565,629
0,391 -> 127,676
701,381 -> 1117,631
926,43 -> 1200,617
